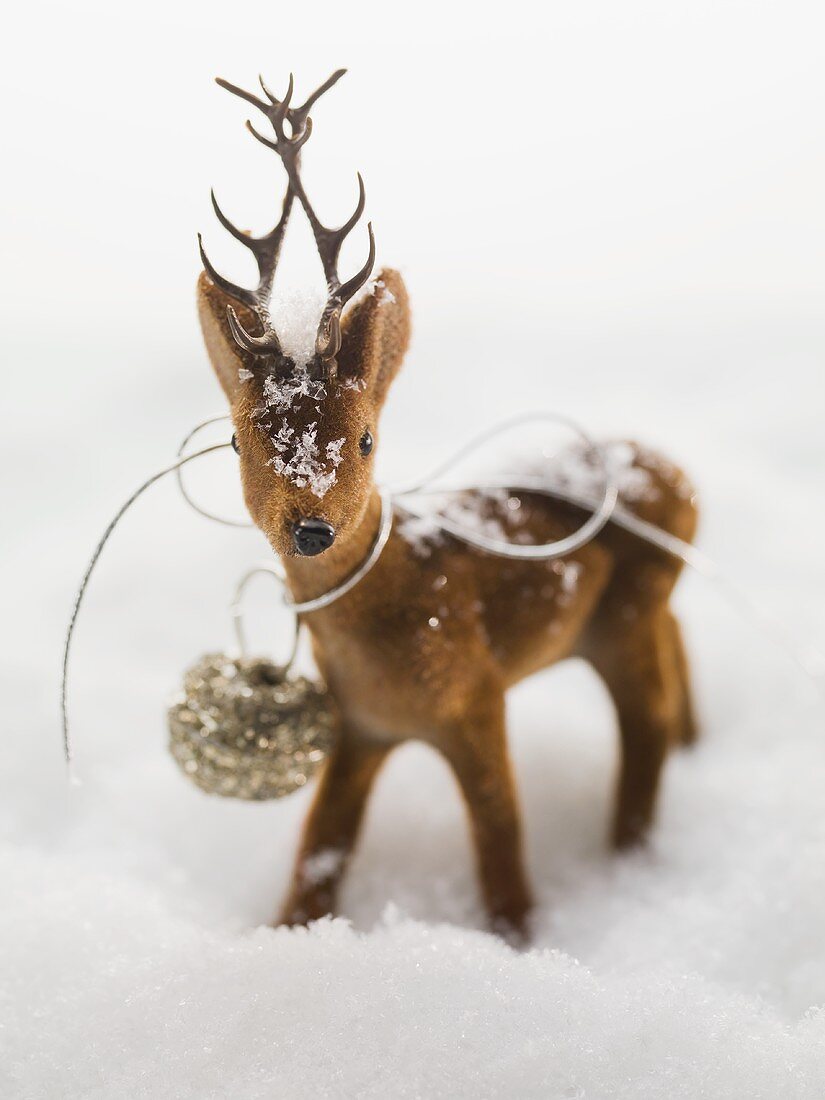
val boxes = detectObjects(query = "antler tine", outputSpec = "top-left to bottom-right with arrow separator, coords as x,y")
334,221 -> 376,304
210,188 -> 294,275
209,189 -> 258,247
315,222 -> 376,362
197,233 -> 257,311
245,119 -> 280,153
274,131 -> 371,288
226,304 -> 284,358
315,172 -> 368,280
290,68 -> 347,131
258,73 -> 280,105
255,70 -> 347,133
215,77 -> 270,116
339,172 -> 367,241
278,72 -> 295,118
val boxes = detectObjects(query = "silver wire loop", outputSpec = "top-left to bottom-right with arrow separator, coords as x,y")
61,442 -> 234,768
231,566 -> 300,674
391,412 -> 619,561
286,489 -> 395,614
176,416 -> 254,528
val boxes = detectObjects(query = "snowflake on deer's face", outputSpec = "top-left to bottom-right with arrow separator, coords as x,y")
246,363 -> 347,499
265,418 -> 346,500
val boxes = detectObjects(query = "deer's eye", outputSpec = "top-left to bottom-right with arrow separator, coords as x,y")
359,430 -> 374,457
231,433 -> 241,455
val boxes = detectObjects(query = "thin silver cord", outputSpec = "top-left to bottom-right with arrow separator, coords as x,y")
60,443 -> 232,768
231,566 -> 300,672
176,415 -> 253,527
391,413 -> 620,561
286,489 -> 395,614
226,491 -> 394,668
392,411 -> 609,496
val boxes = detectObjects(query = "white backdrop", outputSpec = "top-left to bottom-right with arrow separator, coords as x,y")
2,2 -> 825,1096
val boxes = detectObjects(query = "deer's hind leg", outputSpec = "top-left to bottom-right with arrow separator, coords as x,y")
665,610 -> 699,747
277,733 -> 390,927
583,605 -> 686,850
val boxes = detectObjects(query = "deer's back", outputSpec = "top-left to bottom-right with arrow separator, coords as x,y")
392,440 -> 698,687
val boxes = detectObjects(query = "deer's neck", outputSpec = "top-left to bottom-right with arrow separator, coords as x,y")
282,487 -> 383,607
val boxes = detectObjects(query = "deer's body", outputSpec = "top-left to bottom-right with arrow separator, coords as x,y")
198,71 -> 698,938
277,436 -> 697,933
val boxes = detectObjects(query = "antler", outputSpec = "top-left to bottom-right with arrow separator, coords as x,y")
200,69 -> 375,379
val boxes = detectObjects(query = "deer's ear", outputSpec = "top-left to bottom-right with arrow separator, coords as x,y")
197,272 -> 260,403
337,269 -> 410,399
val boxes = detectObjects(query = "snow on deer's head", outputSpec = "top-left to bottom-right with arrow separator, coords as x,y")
197,71 -> 410,558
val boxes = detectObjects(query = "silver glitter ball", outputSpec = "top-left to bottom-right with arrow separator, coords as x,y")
168,653 -> 338,800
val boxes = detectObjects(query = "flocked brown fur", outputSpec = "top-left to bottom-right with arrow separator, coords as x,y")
198,267 -> 699,939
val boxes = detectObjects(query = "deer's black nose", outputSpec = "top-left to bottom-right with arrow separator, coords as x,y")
292,518 -> 336,556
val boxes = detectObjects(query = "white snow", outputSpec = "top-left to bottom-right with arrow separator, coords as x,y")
266,422 -> 345,499
260,368 -> 327,415
266,287 -> 328,368
530,439 -> 664,505
6,355 -> 824,1096
397,488 -> 531,556
397,508 -> 445,556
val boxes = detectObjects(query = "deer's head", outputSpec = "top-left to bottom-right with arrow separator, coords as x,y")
198,71 -> 410,558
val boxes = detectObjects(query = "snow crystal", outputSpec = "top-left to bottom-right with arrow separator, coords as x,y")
374,278 -> 396,305
261,367 -> 326,415
266,422 -> 346,499
397,510 -> 446,557
348,275 -> 396,314
398,489 -> 533,557
556,560 -> 582,601
301,847 -> 344,886
270,423 -> 295,452
532,440 -> 661,505
325,438 -> 345,466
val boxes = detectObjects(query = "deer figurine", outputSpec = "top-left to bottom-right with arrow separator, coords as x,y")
197,70 -> 698,938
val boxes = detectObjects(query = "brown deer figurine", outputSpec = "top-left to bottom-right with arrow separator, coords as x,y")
197,71 -> 698,938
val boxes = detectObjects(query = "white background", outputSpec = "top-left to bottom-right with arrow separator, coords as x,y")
2,2 -> 825,1096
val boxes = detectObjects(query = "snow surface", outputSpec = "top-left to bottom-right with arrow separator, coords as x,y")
4,6 -> 825,1096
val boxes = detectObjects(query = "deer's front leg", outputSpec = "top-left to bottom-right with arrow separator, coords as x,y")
277,732 -> 389,927
437,689 -> 533,941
